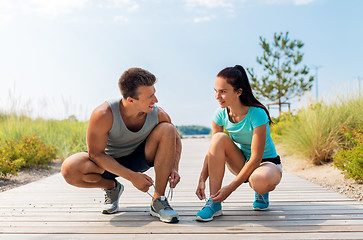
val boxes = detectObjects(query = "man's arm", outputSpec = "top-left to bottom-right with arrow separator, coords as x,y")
87,103 -> 153,191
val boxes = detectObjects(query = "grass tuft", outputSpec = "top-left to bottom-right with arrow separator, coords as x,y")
272,94 -> 362,166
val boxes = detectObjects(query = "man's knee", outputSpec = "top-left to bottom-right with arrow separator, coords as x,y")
153,122 -> 177,139
61,153 -> 87,185
61,158 -> 76,185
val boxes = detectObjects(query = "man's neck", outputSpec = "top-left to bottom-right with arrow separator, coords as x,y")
120,99 -> 146,120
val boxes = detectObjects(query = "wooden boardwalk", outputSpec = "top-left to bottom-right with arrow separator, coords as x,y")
1,138 -> 363,240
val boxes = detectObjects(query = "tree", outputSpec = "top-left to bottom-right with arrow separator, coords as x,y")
247,31 -> 314,115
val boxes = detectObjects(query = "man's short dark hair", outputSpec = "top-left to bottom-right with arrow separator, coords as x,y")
118,68 -> 157,99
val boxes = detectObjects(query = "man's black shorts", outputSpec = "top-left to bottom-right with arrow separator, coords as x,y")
87,140 -> 153,180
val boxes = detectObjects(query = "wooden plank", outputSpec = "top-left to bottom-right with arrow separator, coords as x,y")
1,225 -> 363,234
1,233 -> 363,240
0,138 -> 362,240
1,214 -> 363,222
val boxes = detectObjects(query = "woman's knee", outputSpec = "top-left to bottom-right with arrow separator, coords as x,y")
250,174 -> 275,193
249,164 -> 281,193
210,132 -> 229,147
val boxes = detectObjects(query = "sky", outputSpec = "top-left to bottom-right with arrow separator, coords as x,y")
0,0 -> 362,127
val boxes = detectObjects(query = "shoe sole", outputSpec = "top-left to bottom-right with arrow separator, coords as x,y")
253,206 -> 269,211
102,184 -> 125,214
150,209 -> 179,223
196,210 -> 222,222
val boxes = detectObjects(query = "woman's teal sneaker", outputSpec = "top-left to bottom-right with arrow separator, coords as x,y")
196,197 -> 222,222
253,192 -> 269,210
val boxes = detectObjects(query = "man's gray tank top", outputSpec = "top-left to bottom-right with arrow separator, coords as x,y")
104,99 -> 159,158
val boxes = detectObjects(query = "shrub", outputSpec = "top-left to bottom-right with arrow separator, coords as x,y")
270,111 -> 294,142
0,135 -> 57,178
334,125 -> 363,183
0,156 -> 25,179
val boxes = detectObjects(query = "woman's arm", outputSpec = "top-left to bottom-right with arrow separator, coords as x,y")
196,121 -> 223,200
230,123 -> 266,189
200,121 -> 223,181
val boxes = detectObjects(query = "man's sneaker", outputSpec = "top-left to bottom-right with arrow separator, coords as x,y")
102,180 -> 124,214
196,197 -> 222,222
150,196 -> 179,223
253,192 -> 269,210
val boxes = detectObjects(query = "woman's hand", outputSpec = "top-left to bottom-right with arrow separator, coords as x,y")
196,181 -> 206,200
211,184 -> 234,203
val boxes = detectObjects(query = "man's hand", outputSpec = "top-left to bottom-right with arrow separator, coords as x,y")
130,172 -> 153,192
169,169 -> 180,187
211,184 -> 234,203
196,181 -> 206,200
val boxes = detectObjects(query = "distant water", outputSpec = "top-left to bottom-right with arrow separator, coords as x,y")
182,134 -> 210,139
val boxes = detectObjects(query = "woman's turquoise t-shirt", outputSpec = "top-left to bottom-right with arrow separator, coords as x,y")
213,106 -> 277,160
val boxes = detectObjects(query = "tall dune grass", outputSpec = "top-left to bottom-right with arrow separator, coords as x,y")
0,114 -> 87,159
275,94 -> 362,165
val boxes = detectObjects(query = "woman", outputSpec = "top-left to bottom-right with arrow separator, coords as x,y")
195,65 -> 282,222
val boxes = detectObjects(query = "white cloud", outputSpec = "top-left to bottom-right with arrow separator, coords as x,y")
29,0 -> 88,17
293,0 -> 315,5
107,0 -> 139,9
259,0 -> 317,5
111,0 -> 132,8
0,13 -> 11,23
184,0 -> 232,9
194,15 -> 216,23
0,0 -> 13,9
113,15 -> 128,22
128,4 -> 139,12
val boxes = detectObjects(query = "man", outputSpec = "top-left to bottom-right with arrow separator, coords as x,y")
61,67 -> 182,223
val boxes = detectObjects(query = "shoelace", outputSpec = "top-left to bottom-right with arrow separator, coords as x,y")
159,197 -> 173,210
203,198 -> 214,208
256,193 -> 267,203
146,181 -> 174,201
104,188 -> 115,204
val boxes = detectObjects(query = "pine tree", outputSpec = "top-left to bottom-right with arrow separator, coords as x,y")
247,31 -> 314,115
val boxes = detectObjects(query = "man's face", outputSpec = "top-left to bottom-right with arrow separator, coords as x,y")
133,85 -> 158,113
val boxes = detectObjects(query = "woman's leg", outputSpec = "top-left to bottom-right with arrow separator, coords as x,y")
207,133 -> 246,195
248,162 -> 282,194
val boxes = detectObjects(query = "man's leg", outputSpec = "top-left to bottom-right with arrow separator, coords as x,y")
61,152 -> 115,190
61,152 -> 124,214
144,122 -> 180,223
145,122 -> 180,198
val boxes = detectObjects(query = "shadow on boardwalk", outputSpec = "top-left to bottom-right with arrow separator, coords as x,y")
1,139 -> 363,240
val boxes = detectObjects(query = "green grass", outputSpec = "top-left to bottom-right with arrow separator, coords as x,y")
272,94 -> 363,166
0,113 -> 88,178
0,114 -> 88,159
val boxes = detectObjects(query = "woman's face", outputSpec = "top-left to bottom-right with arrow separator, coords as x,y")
214,77 -> 241,108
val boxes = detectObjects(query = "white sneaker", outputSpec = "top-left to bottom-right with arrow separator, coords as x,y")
102,180 -> 124,214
